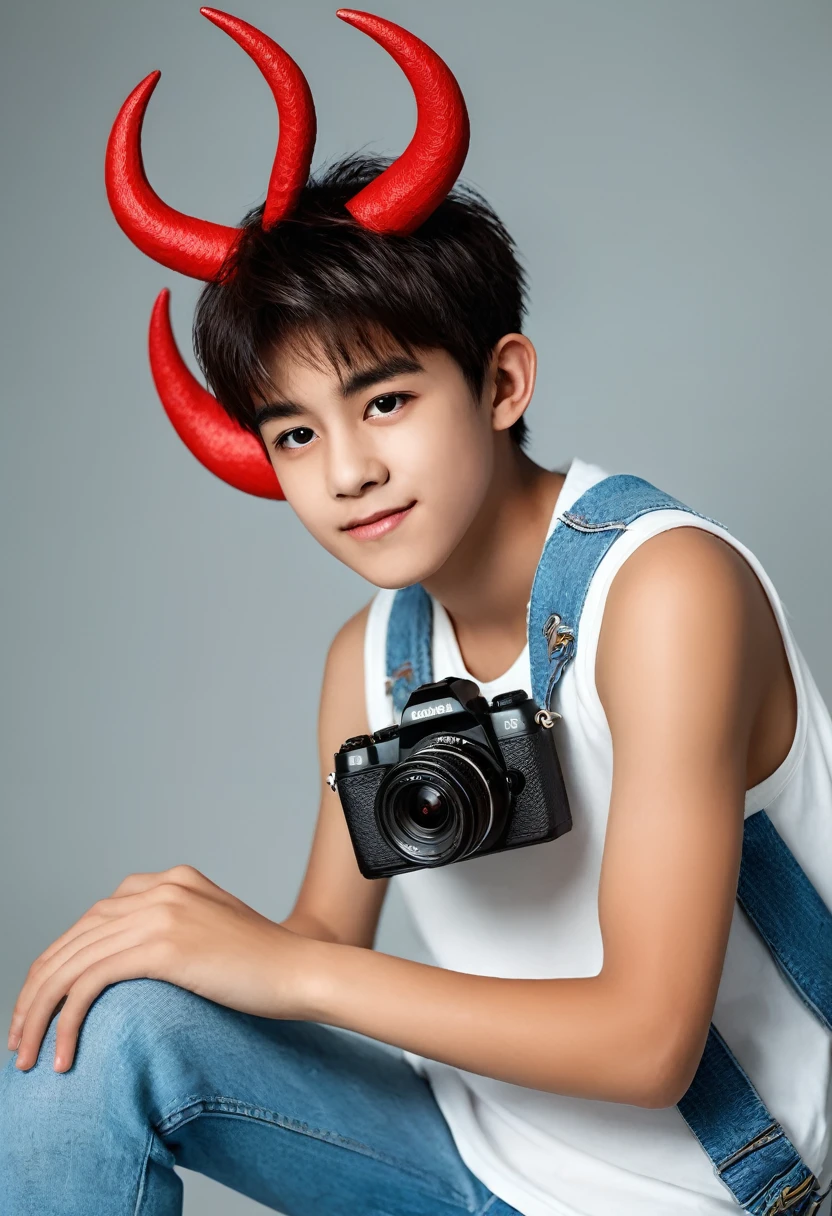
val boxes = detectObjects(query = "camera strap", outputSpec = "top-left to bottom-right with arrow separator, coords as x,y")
385,472 -> 832,1215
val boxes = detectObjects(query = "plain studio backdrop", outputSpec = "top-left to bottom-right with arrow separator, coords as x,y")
1,1 -> 830,1212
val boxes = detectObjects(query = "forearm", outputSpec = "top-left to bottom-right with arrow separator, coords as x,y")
280,911 -> 344,945
281,909 -> 381,951
298,939 -> 673,1108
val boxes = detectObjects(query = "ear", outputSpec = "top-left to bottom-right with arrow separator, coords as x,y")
486,333 -> 537,433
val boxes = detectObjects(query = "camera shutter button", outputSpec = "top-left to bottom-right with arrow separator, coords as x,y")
372,725 -> 400,742
491,690 -> 527,709
340,734 -> 373,752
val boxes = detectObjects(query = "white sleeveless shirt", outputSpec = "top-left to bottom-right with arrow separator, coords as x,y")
363,457 -> 832,1216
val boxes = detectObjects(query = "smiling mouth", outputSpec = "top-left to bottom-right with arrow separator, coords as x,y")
343,501 -> 417,540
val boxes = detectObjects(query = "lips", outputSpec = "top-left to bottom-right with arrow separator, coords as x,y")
343,501 -> 416,540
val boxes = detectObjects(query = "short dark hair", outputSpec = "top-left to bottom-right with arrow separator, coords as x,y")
193,152 -> 531,450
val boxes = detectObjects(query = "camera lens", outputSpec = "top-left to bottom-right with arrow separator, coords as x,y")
400,783 -> 450,833
375,738 -> 510,867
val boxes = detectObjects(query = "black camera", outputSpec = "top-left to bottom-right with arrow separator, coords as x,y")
330,676 -> 572,879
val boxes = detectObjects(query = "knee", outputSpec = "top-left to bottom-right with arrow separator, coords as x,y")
0,977 -> 215,1161
71,977 -> 212,1075
0,979 -> 205,1188
0,978 -> 199,1117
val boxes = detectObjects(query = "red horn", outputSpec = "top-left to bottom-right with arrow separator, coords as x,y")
200,8 -> 316,232
149,289 -> 284,500
336,10 -> 469,236
105,10 -> 316,280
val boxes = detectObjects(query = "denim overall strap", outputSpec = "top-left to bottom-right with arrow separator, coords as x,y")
385,584 -> 434,717
678,1027 -> 824,1215
527,473 -> 829,1215
527,473 -> 715,712
737,811 -> 832,1034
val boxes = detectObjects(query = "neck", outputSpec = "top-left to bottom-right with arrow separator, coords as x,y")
420,441 -> 566,684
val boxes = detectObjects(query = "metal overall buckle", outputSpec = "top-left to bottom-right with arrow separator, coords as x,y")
764,1172 -> 832,1215
384,661 -> 414,698
542,613 -> 575,708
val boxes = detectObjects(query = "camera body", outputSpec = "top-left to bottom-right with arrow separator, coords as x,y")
332,676 -> 572,879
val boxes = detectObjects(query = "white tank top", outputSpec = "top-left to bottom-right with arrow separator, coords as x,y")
363,457 -> 832,1216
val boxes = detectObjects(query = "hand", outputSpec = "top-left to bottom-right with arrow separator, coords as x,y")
7,864 -> 314,1073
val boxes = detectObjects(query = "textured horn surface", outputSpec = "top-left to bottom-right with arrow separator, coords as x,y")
105,11 -> 317,278
199,9 -> 316,230
105,72 -> 240,280
149,289 -> 285,500
337,10 -> 470,236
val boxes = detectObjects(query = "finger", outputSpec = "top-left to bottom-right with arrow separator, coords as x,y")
7,916 -> 108,1048
20,896 -> 118,979
53,944 -> 169,1073
9,872 -> 228,1052
20,869 -> 206,996
7,877 -> 203,1049
9,889 -> 152,1045
21,877 -> 188,979
8,883 -> 189,1047
8,908 -> 147,1048
13,931 -> 140,1071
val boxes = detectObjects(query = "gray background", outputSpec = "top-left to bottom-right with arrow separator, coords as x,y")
1,1 -> 830,1212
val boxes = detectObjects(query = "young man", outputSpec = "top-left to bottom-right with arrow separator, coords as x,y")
2,10 -> 830,1216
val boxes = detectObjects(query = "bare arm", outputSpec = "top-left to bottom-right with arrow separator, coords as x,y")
292,529 -> 794,1107
280,599 -> 390,950
6,598 -> 393,1071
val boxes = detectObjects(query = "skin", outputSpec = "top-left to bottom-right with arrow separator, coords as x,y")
8,330 -> 797,1108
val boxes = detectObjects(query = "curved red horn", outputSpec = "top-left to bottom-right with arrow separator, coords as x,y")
105,72 -> 238,280
149,289 -> 284,500
200,8 -> 316,232
336,10 -> 469,236
105,10 -> 316,280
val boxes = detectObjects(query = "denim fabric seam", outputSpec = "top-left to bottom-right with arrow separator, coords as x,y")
152,1092 -> 474,1208
133,1126 -> 156,1216
476,1194 -> 503,1215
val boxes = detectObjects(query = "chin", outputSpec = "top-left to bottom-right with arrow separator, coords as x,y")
338,537 -> 458,590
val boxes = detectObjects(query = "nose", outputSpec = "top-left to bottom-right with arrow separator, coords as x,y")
325,424 -> 389,498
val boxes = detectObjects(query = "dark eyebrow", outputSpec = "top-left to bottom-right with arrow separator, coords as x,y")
253,355 -> 426,427
253,400 -> 306,426
341,355 -> 425,397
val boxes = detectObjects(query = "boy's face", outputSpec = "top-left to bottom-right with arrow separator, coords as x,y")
255,339 -> 503,589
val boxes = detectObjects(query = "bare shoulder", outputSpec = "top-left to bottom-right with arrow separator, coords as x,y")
601,524 -> 769,648
597,524 -> 779,718
605,525 -> 758,619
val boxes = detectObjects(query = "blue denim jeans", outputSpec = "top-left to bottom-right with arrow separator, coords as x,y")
0,977 -> 521,1215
